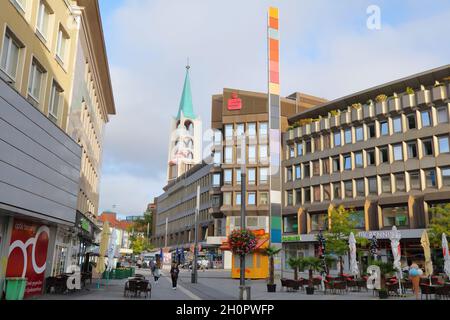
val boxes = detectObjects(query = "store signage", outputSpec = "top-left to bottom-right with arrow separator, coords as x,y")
80,217 -> 91,233
227,92 -> 242,110
282,234 -> 302,242
6,219 -> 50,298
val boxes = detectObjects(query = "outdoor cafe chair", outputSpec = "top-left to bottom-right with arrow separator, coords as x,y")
420,284 -> 434,300
386,281 -> 400,296
435,284 -> 449,300
312,277 -> 322,290
324,280 -> 334,295
134,274 -> 146,279
124,279 -> 139,298
332,281 -> 347,294
137,280 -> 151,299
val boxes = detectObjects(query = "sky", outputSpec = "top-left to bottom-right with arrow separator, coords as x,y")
97,0 -> 450,218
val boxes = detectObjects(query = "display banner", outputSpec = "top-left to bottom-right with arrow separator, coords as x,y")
6,219 -> 50,298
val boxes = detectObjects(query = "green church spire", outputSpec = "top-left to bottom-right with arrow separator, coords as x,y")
176,64 -> 196,120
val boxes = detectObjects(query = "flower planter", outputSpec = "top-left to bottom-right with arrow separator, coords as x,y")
401,94 -> 416,109
416,90 -> 431,106
375,101 -> 387,116
267,284 -> 277,292
432,85 -> 448,102
388,97 -> 400,113
305,287 -> 315,295
363,104 -> 374,118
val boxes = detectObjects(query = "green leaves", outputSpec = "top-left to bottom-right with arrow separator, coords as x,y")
428,203 -> 450,247
264,246 -> 282,257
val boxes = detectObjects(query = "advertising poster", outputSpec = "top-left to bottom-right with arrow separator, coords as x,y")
6,219 -> 50,298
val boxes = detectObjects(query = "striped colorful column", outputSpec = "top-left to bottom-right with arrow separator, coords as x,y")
268,7 -> 282,246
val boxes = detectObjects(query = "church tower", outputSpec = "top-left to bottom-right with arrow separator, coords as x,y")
167,64 -> 202,182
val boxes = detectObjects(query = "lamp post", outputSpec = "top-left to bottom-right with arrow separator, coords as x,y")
239,134 -> 250,300
191,184 -> 200,283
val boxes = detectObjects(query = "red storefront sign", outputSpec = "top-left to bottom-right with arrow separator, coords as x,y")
227,92 -> 242,110
6,219 -> 50,298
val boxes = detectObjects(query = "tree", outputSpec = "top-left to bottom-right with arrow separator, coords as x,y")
299,257 -> 322,289
128,212 -> 153,237
130,235 -> 153,255
324,206 -> 368,276
264,246 -> 281,285
287,257 -> 302,280
428,203 -> 450,247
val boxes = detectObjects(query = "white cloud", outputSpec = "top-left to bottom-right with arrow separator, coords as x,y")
98,0 -> 450,216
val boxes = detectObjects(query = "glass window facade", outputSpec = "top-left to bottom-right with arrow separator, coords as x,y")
382,206 -> 409,228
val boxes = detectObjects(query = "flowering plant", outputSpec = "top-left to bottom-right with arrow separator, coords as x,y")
228,229 -> 257,256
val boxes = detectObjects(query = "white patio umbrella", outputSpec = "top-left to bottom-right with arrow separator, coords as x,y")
420,230 -> 433,284
389,226 -> 403,295
107,229 -> 118,272
348,232 -> 359,277
442,233 -> 450,278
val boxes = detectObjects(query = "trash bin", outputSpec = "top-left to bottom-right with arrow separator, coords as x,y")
5,278 -> 27,300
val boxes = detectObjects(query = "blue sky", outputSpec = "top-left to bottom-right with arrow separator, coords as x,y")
96,0 -> 450,218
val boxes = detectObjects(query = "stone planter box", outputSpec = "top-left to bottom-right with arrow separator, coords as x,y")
375,101 -> 387,116
388,97 -> 400,113
416,89 -> 431,106
363,104 -> 374,118
351,107 -> 362,122
340,111 -> 350,125
432,85 -> 448,102
320,118 -> 329,131
330,115 -> 340,128
401,94 -> 416,109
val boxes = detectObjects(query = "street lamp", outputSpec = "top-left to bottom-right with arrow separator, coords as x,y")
191,184 -> 200,283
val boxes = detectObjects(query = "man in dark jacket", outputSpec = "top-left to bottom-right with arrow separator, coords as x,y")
170,262 -> 180,290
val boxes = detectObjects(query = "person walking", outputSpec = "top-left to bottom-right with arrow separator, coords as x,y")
170,262 -> 180,290
153,256 -> 162,283
409,263 -> 423,299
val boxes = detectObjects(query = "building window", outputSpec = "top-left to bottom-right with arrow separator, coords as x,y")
295,165 -> 301,180
407,141 -> 418,159
393,117 -> 402,133
313,161 -> 320,176
438,136 -> 450,154
323,185 -> 331,200
382,206 -> 409,228
286,167 -> 293,182
223,192 -> 232,206
56,26 -> 69,64
213,151 -> 221,165
236,123 -> 244,137
11,0 -> 27,12
248,145 -> 256,163
304,188 -> 311,203
333,182 -> 341,199
322,159 -> 330,174
355,152 -> 363,168
344,128 -> 352,144
259,122 -> 268,137
259,145 -> 268,162
323,134 -> 330,149
260,167 -> 268,184
305,140 -> 312,154
367,123 -> 376,139
295,189 -> 302,205
260,192 -> 269,205
304,163 -> 310,178
224,146 -> 233,164
314,136 -> 321,152
235,192 -> 241,206
409,171 -> 421,190
407,113 -> 416,129
368,177 -> 377,195
224,169 -> 232,185
333,157 -> 340,172
367,149 -> 376,166
437,106 -> 449,124
224,124 -> 233,139
344,154 -> 351,170
48,81 -> 63,123
381,175 -> 391,193
393,144 -> 403,161
288,145 -> 295,158
212,195 -> 221,207
313,186 -> 321,202
422,139 -> 434,156
344,181 -> 353,198
379,147 -> 389,163
236,169 -> 241,184
395,173 -> 405,192
28,58 -> 45,102
212,173 -> 221,187
425,169 -> 437,188
283,215 -> 298,234
355,126 -> 364,142
380,121 -> 389,136
36,1 -> 51,40
421,110 -> 432,127
248,168 -> 256,185
248,192 -> 256,206
1,29 -> 22,80
441,167 -> 450,187
214,130 -> 222,145
350,210 -> 365,229
248,123 -> 256,137
296,142 -> 303,156
356,179 -> 365,197
310,213 -> 328,232
334,131 -> 341,147
286,190 -> 293,206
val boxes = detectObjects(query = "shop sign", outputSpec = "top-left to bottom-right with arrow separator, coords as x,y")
6,219 -> 50,298
227,92 -> 242,110
80,218 -> 91,233
282,234 -> 302,242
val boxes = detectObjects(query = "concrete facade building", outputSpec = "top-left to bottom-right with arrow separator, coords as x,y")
281,65 -> 450,273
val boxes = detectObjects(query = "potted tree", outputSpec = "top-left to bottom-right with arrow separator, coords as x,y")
264,246 -> 281,292
369,259 -> 396,299
287,257 -> 302,281
299,257 -> 322,295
